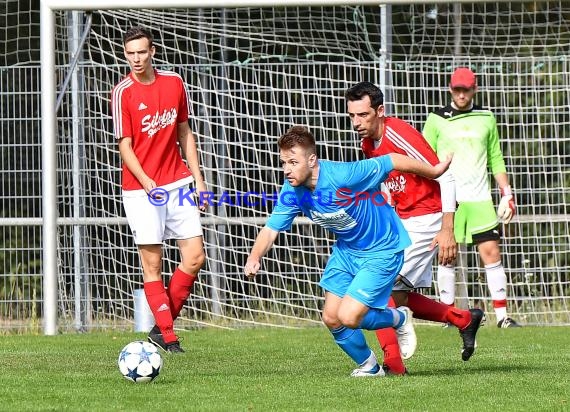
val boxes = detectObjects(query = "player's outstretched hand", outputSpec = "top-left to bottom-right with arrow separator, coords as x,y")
244,259 -> 261,279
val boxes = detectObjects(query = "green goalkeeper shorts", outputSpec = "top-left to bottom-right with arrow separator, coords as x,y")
454,200 -> 499,244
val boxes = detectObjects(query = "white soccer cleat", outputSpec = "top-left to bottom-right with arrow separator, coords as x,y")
350,363 -> 386,378
395,306 -> 417,360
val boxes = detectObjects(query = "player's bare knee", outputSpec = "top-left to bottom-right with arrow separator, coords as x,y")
337,312 -> 361,329
181,252 -> 205,274
321,311 -> 341,329
477,240 -> 501,263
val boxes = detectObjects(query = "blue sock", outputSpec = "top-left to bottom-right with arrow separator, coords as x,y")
394,308 -> 406,328
359,307 -> 396,330
330,325 -> 372,365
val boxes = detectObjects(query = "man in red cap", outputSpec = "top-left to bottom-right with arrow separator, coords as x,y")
423,67 -> 521,328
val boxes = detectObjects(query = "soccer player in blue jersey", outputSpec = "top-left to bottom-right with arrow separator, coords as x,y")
244,126 -> 452,377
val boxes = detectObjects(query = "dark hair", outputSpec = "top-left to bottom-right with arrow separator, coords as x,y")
278,126 -> 316,154
345,81 -> 384,109
123,26 -> 154,47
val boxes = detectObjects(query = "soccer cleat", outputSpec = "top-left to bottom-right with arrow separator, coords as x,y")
148,325 -> 185,353
147,325 -> 168,352
382,364 -> 408,376
351,363 -> 386,377
497,317 -> 522,328
395,306 -> 417,360
166,341 -> 185,353
459,308 -> 484,361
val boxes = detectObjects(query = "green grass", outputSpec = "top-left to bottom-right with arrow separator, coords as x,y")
0,326 -> 569,411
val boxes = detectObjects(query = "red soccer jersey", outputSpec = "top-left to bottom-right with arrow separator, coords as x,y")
361,117 -> 442,218
112,69 -> 192,191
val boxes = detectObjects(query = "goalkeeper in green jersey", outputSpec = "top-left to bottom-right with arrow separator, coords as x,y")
422,67 -> 521,328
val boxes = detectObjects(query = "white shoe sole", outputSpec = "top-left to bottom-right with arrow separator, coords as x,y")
351,367 -> 386,377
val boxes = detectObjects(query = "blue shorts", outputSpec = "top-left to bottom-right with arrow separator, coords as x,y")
319,246 -> 404,309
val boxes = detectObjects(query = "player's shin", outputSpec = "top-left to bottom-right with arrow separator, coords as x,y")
375,297 -> 406,374
330,326 -> 374,366
437,264 -> 457,306
167,268 -> 197,320
407,292 -> 471,329
359,307 -> 399,330
375,327 -> 406,374
144,281 -> 177,344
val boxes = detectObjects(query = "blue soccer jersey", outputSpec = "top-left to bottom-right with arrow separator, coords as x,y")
266,156 -> 411,255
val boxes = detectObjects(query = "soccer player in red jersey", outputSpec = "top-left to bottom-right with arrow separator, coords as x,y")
111,26 -> 207,353
345,81 -> 484,373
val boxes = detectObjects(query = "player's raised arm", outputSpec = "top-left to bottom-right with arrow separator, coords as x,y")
389,152 -> 452,180
244,226 -> 280,278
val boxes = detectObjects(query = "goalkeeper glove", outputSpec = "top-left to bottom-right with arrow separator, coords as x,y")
497,185 -> 516,224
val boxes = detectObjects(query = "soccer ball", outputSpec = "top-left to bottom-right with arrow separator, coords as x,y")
118,340 -> 163,383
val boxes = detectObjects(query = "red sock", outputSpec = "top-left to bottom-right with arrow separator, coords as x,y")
375,297 -> 406,375
144,281 -> 177,344
408,292 -> 471,330
167,268 -> 197,320
407,292 -> 448,322
446,306 -> 472,330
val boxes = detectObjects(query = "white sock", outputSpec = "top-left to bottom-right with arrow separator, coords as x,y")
485,261 -> 508,319
495,307 -> 507,322
485,261 -> 508,301
361,351 -> 378,369
437,265 -> 456,305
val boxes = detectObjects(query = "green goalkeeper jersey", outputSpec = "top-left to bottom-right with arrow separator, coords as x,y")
422,104 -> 507,202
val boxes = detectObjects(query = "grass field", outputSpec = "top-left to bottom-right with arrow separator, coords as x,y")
1,325 -> 569,411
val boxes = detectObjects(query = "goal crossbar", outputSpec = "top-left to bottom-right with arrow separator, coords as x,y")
43,0 -> 474,10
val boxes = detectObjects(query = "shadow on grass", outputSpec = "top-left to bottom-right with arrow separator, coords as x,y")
408,363 -> 535,377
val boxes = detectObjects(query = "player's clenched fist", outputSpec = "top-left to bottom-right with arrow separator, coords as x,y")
244,259 -> 261,278
497,185 -> 516,224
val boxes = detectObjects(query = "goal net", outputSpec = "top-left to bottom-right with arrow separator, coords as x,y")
1,1 -> 569,331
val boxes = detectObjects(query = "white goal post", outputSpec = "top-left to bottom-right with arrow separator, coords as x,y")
21,1 -> 570,335
40,0 -> 395,335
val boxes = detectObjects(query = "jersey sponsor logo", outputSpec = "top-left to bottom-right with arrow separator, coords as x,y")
309,209 -> 357,231
385,174 -> 407,193
141,108 -> 178,138
138,102 -> 148,110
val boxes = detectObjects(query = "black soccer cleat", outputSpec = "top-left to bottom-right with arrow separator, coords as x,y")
382,364 -> 408,376
166,341 -> 185,353
148,325 -> 185,353
147,325 -> 168,352
497,317 -> 522,328
459,308 -> 484,361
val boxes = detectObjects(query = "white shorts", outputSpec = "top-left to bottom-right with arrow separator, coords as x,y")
393,212 -> 442,291
122,184 -> 203,245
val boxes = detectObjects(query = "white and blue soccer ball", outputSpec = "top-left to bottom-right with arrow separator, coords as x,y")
118,340 -> 163,383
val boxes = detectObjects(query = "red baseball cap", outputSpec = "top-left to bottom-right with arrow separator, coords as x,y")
450,67 -> 476,89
